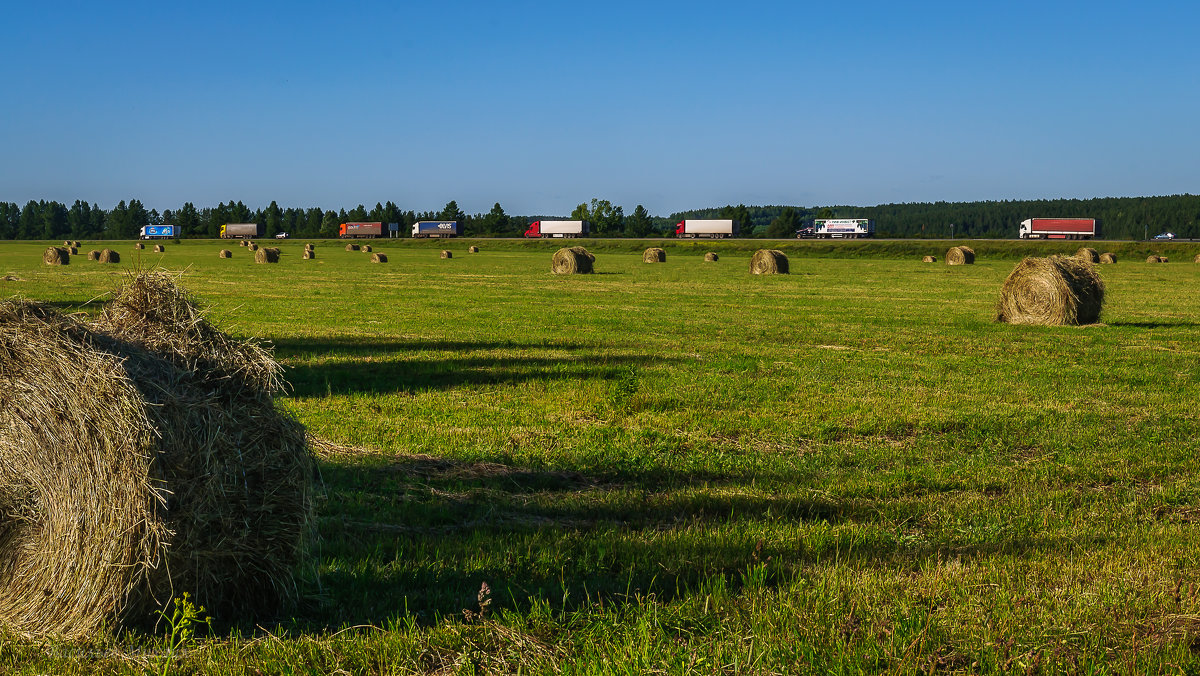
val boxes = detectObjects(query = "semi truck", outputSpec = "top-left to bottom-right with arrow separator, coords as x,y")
1019,218 -> 1096,240
524,220 -> 587,238
813,218 -> 874,238
220,223 -> 260,239
340,222 -> 384,238
675,219 -> 736,238
412,221 -> 459,238
140,225 -> 177,239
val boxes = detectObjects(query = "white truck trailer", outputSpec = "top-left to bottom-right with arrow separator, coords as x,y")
814,218 -> 874,239
524,220 -> 587,238
674,219 -> 736,238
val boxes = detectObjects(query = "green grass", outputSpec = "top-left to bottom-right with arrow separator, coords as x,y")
2,239 -> 1200,673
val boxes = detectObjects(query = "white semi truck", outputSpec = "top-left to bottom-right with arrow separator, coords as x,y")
524,220 -> 587,238
674,219 -> 736,238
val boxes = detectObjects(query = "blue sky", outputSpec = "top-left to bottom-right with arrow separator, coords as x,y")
3,1 -> 1197,215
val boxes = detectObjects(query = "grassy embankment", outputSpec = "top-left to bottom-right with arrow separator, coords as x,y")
0,239 -> 1198,673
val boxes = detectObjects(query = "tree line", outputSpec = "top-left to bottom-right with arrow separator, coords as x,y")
2,194 -> 1197,240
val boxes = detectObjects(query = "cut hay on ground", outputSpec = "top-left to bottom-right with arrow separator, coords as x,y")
218,249 -> 232,258
922,255 -> 937,263
995,255 -> 1105,326
152,245 -> 165,253
1147,255 -> 1163,263
303,249 -> 315,260
704,252 -> 718,262
346,244 -> 359,251
1075,247 -> 1099,263
370,253 -> 387,263
42,247 -> 69,266
750,249 -> 789,275
98,249 -> 119,264
1099,252 -> 1117,264
469,246 -> 479,253
441,250 -> 452,259
86,250 -> 101,261
642,247 -> 666,263
946,246 -> 975,265
361,245 -> 372,253
134,243 -> 144,250
0,272 -> 312,639
255,248 -> 280,264
552,246 -> 594,274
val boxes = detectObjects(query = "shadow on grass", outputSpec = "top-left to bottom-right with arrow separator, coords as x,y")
1108,321 -> 1200,329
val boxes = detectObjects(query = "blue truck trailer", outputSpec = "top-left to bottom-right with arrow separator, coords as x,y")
411,221 -> 459,238
140,225 -> 177,239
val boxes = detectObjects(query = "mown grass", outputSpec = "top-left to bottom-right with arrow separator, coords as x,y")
1,239 -> 1199,673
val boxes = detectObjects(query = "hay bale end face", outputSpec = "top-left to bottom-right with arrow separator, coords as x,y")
749,249 -> 789,275
255,248 -> 280,264
218,249 -> 232,258
98,249 -> 120,264
86,250 -> 101,261
345,244 -> 359,252
153,245 -> 165,253
995,255 -> 1105,326
0,273 -> 312,639
1099,252 -> 1117,264
642,247 -> 666,263
922,255 -> 937,263
552,246 -> 594,274
946,246 -> 975,265
1074,247 -> 1099,263
441,250 -> 452,259
370,252 -> 388,263
704,252 -> 718,262
468,246 -> 479,253
42,247 -> 69,266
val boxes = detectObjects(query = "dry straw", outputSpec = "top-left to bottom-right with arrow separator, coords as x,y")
704,252 -> 718,262
1099,252 -> 1117,264
469,246 -> 479,253
1194,253 -> 1200,263
153,245 -> 165,253
370,252 -> 388,263
0,273 -> 312,639
946,246 -> 975,265
1146,255 -> 1163,263
42,247 -> 69,266
552,246 -> 594,274
995,255 -> 1105,326
87,250 -> 101,261
441,250 -> 452,259
218,249 -> 232,259
1074,247 -> 1099,263
750,249 -> 789,274
922,255 -> 937,263
642,247 -> 666,263
98,249 -> 120,264
345,244 -> 359,251
254,247 -> 279,264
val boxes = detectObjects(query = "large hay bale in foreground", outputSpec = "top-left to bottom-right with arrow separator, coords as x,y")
704,252 -> 718,262
345,244 -> 359,251
750,249 -> 789,275
0,273 -> 312,639
98,249 -> 120,264
1099,252 -> 1117,264
86,250 -> 101,261
441,250 -> 452,259
218,249 -> 232,259
370,253 -> 388,263
922,255 -> 937,263
42,247 -> 69,266
152,245 -> 165,253
469,246 -> 479,253
255,247 -> 280,264
642,247 -> 666,263
995,255 -> 1105,326
946,246 -> 975,265
552,246 -> 594,274
1074,247 -> 1099,263
1147,255 -> 1163,263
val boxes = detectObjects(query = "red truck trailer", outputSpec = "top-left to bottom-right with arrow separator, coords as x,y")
1019,218 -> 1096,240
339,222 -> 383,238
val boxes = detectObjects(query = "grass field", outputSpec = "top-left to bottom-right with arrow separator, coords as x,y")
2,238 -> 1200,674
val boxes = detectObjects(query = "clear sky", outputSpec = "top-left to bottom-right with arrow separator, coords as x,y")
3,1 -> 1197,216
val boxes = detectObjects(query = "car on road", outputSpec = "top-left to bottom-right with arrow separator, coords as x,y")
1153,232 -> 1176,240
275,232 -> 290,239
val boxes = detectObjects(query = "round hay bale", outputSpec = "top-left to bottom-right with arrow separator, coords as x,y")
68,247 -> 78,255
946,246 -> 975,265
370,253 -> 388,263
240,240 -> 248,247
62,241 -> 71,247
922,255 -> 937,263
551,246 -> 594,274
345,244 -> 359,252
86,250 -> 101,261
749,249 -> 789,275
72,241 -> 81,248
995,255 -> 1105,326
302,249 -> 315,260
0,273 -> 312,639
1099,252 -> 1117,264
1146,255 -> 1162,263
134,243 -> 144,250
642,247 -> 666,263
1194,253 -> 1200,264
468,246 -> 479,253
218,249 -> 232,259
303,243 -> 314,252
441,250 -> 452,259
254,247 -> 279,264
1161,256 -> 1169,263
42,247 -> 69,266
152,245 -> 165,253
1074,247 -> 1099,263
247,243 -> 258,252
704,252 -> 718,262
361,245 -> 372,253
98,249 -> 119,264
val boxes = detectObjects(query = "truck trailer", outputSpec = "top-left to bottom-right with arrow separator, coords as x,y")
140,225 -> 177,239
412,221 -> 459,238
813,219 -> 874,239
220,223 -> 260,239
675,219 -> 736,238
1019,218 -> 1096,240
524,220 -> 587,238
340,222 -> 384,238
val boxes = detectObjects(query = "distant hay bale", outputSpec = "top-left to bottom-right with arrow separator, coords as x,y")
1146,255 -> 1163,263
552,246 -> 594,274
1074,247 -> 1099,263
995,255 -> 1105,326
98,249 -> 119,264
240,240 -> 248,247
642,247 -> 666,263
441,250 -> 452,259
68,247 -> 78,255
86,250 -> 101,261
946,246 -> 975,265
247,243 -> 258,252
42,247 -> 69,266
0,273 -> 312,639
218,249 -> 232,259
1099,252 -> 1117,264
704,252 -> 718,262
345,244 -> 359,251
469,246 -> 479,253
303,243 -> 314,252
1194,253 -> 1200,263
370,253 -> 388,263
134,243 -> 144,250
255,248 -> 279,264
749,249 -> 789,275
152,245 -> 165,253
302,249 -> 315,260
72,241 -> 81,248
361,245 -> 372,253
63,241 -> 71,247
1160,256 -> 1169,263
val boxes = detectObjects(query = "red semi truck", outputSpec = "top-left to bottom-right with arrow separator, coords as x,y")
1019,218 -> 1096,240
339,222 -> 383,238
